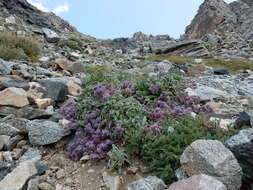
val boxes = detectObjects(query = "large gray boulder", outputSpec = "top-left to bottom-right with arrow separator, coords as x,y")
27,120 -> 68,146
180,140 -> 242,190
125,176 -> 166,190
39,78 -> 68,102
168,174 -> 227,190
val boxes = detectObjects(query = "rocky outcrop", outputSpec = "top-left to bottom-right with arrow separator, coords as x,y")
185,0 -> 237,39
185,0 -> 253,41
0,0 -> 77,33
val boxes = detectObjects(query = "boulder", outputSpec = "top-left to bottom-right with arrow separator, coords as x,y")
0,87 -> 29,107
39,78 -> 68,102
125,176 -> 166,190
0,59 -> 11,75
180,140 -> 242,190
168,174 -> 227,190
0,122 -> 20,136
27,120 -> 69,146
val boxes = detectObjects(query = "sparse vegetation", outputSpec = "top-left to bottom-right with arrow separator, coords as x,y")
58,37 -> 83,51
0,32 -> 41,61
148,53 -> 253,72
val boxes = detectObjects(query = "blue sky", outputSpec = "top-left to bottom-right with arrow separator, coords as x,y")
27,0 -> 235,39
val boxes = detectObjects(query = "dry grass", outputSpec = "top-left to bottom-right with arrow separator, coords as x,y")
148,53 -> 253,72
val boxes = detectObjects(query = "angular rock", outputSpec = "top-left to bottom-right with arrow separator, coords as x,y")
0,59 -> 11,75
125,176 -> 166,190
35,98 -> 54,109
0,159 -> 38,190
168,174 -> 227,190
27,120 -> 68,146
42,28 -> 60,43
17,106 -> 53,120
67,80 -> 81,96
0,87 -> 29,107
180,140 -> 242,190
103,172 -> 120,190
5,135 -> 24,151
0,135 -> 10,150
27,178 -> 39,190
0,122 -> 20,136
39,78 -> 68,102
196,85 -> 229,101
55,58 -> 71,71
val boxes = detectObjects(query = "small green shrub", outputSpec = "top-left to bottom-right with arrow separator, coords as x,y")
126,116 -> 240,183
0,32 -> 41,61
107,145 -> 130,173
58,37 -> 83,51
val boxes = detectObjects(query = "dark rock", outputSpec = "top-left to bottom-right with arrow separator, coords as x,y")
14,106 -> 53,120
235,112 -> 251,128
225,128 -> 253,189
213,68 -> 229,75
27,120 -> 69,146
0,161 -> 14,181
0,122 -> 20,136
39,79 -> 68,102
42,28 -> 61,43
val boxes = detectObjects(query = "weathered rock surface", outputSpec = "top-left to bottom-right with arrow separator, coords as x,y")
180,140 -> 242,190
0,87 -> 29,107
27,120 -> 68,146
168,174 -> 227,190
125,176 -> 166,190
0,159 -> 38,190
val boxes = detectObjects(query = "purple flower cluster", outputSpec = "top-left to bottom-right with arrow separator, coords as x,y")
150,107 -> 166,121
58,102 -> 77,121
171,106 -> 192,117
143,123 -> 162,135
94,83 -> 115,101
120,81 -> 134,95
182,80 -> 197,89
67,107 -> 125,160
148,84 -> 160,94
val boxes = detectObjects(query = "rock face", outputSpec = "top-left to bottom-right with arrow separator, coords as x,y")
0,87 -> 29,107
180,140 -> 242,190
125,176 -> 166,190
168,174 -> 227,190
185,0 -> 253,41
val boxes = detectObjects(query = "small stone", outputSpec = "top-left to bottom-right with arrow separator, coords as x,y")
3,151 -> 12,162
0,59 -> 11,75
55,59 -> 71,71
88,169 -> 95,173
5,135 -> 24,151
127,166 -> 139,174
12,148 -> 24,160
38,182 -> 54,190
56,169 -> 65,179
0,135 -> 10,150
66,80 -> 81,96
103,172 -> 120,190
35,98 -> 54,109
0,122 -> 20,136
0,87 -> 29,107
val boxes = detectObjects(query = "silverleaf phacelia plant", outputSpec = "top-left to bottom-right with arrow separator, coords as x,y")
59,71 -> 212,161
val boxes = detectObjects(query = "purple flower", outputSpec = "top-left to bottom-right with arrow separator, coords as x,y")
150,107 -> 166,121
148,84 -> 160,94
